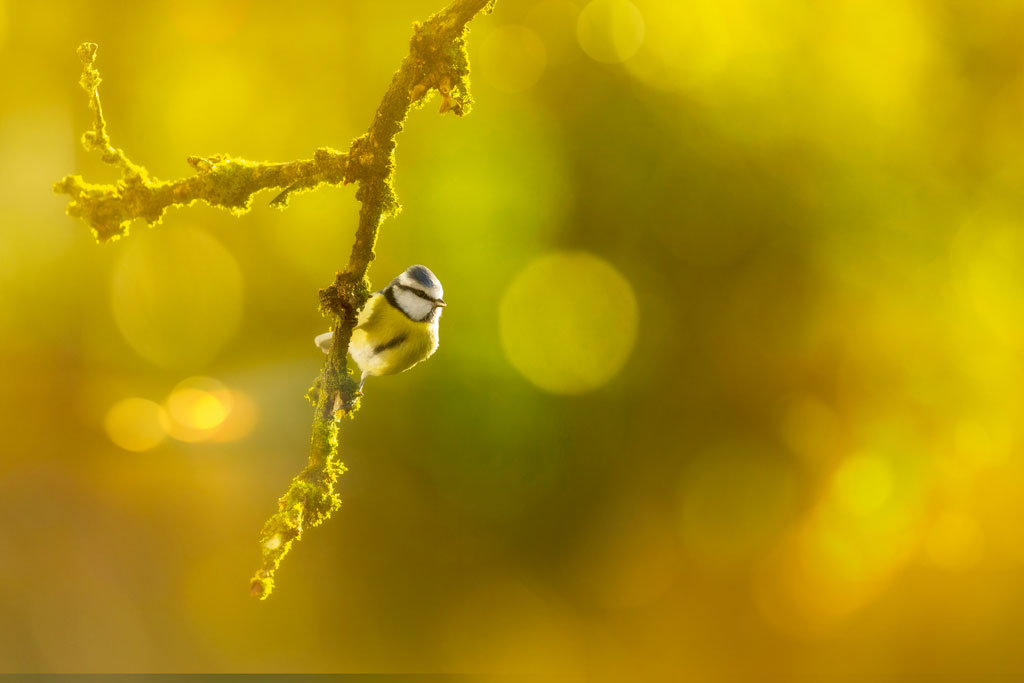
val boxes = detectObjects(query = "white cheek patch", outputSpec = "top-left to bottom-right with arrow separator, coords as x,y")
395,286 -> 434,321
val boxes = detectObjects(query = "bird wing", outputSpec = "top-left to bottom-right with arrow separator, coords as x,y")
314,293 -> 385,354
355,292 -> 385,330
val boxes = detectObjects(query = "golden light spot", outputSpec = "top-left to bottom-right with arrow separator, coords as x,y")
263,534 -> 282,551
111,227 -> 243,369
576,0 -> 645,64
679,442 -> 795,575
210,390 -> 259,443
104,398 -> 169,452
479,25 -> 547,93
172,390 -> 227,430
499,251 -> 637,394
926,513 -> 983,573
164,377 -> 232,443
755,443 -> 926,637
832,454 -> 893,516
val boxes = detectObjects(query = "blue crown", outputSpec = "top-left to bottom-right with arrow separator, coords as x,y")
406,265 -> 439,289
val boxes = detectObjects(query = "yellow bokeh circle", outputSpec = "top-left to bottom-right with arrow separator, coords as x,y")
164,376 -> 233,442
111,226 -> 243,369
500,251 -> 637,394
210,390 -> 259,443
832,454 -> 894,516
104,398 -> 170,452
576,0 -> 645,64
479,25 -> 548,93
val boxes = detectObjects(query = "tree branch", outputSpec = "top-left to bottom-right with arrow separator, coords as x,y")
55,0 -> 496,600
54,44 -> 350,242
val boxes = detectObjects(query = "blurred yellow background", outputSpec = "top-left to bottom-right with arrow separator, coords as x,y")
2,0 -> 1024,677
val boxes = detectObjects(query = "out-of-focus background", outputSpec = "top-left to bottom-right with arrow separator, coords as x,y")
2,0 -> 1024,677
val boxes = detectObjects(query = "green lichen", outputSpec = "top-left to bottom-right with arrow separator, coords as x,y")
54,143 -> 349,242
59,0 -> 495,600
57,44 -> 353,242
251,412 -> 347,599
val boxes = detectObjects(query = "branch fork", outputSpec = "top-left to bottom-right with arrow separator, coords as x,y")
55,0 -> 496,599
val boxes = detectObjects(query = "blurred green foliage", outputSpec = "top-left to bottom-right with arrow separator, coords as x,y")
3,0 -> 1024,677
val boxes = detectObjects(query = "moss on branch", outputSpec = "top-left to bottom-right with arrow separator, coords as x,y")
54,148 -> 349,242
56,0 -> 495,600
54,44 -> 350,242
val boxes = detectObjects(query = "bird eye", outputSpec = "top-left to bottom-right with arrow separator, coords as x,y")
397,283 -> 435,301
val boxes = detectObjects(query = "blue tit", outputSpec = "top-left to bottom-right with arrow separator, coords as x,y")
315,265 -> 447,392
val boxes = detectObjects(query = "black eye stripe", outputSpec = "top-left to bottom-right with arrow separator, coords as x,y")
397,283 -> 435,301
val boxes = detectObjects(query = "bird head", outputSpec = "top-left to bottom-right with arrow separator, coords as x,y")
391,265 -> 446,322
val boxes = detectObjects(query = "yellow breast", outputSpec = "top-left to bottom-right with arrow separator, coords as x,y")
349,293 -> 439,377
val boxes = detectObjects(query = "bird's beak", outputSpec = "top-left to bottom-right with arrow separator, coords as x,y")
435,298 -> 447,308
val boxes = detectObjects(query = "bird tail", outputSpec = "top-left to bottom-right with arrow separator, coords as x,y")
314,331 -> 333,353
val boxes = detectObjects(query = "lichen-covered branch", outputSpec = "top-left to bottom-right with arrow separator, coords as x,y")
54,0 -> 495,600
250,0 -> 494,601
54,45 -> 349,242
253,0 -> 497,598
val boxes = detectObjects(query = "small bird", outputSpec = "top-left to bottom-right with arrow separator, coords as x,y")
315,265 -> 446,392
